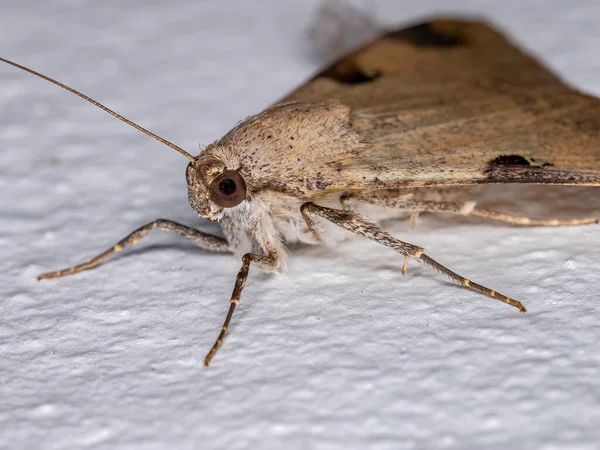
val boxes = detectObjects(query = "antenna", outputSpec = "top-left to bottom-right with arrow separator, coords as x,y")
0,57 -> 195,162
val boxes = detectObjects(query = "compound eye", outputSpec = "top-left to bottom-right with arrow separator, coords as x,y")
209,170 -> 247,208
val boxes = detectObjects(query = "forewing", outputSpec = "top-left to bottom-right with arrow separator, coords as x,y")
280,19 -> 600,189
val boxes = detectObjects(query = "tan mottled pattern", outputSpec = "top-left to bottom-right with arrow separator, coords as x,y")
280,19 -> 600,189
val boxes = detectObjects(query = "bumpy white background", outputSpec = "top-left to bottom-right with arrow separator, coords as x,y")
1,1 -> 599,449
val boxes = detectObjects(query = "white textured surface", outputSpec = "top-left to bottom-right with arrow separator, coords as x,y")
1,1 -> 600,449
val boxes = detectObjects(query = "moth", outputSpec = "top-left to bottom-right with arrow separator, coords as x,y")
3,19 -> 600,366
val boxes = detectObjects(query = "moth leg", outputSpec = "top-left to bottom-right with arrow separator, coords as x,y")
302,201 -> 327,242
409,212 -> 420,228
469,206 -> 597,226
38,219 -> 230,280
353,194 -> 598,227
301,202 -> 526,312
204,252 -> 278,366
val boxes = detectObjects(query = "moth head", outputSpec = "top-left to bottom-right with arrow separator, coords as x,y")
186,155 -> 248,221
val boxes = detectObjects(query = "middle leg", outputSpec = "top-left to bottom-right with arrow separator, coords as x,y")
301,202 -> 526,312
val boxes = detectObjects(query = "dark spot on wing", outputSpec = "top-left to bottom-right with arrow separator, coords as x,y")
483,166 -> 584,184
319,58 -> 380,85
490,155 -> 531,166
485,155 -> 560,181
388,22 -> 464,47
315,172 -> 332,190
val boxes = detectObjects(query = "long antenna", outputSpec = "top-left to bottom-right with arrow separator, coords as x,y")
0,57 -> 195,162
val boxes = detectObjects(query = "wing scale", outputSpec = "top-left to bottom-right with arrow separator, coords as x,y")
279,19 -> 600,190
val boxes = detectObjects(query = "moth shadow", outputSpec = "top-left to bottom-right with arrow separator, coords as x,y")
476,185 -> 600,218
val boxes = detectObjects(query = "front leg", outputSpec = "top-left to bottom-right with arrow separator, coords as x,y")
204,252 -> 279,366
301,202 -> 526,313
38,219 -> 230,280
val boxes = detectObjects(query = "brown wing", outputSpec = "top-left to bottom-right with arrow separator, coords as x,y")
280,19 -> 600,189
